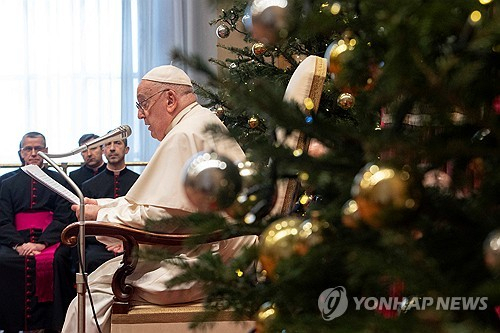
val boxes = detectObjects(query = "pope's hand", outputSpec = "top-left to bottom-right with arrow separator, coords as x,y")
106,242 -> 124,254
71,197 -> 101,220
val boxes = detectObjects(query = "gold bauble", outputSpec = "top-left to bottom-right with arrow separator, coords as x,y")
255,302 -> 277,333
259,213 -> 328,279
259,216 -> 304,279
248,116 -> 259,128
351,163 -> 420,228
337,92 -> 355,110
324,36 -> 356,75
252,42 -> 267,56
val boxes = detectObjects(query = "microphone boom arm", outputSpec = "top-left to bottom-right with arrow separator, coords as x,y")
44,125 -> 132,158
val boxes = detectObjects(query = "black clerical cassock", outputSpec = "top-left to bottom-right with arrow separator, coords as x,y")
0,169 -> 73,331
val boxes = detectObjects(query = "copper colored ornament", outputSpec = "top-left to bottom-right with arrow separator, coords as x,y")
484,229 -> 500,274
216,24 -> 230,39
248,116 -> 259,128
351,163 -> 420,228
252,42 -> 267,56
337,92 -> 355,110
422,169 -> 452,192
249,1 -> 289,44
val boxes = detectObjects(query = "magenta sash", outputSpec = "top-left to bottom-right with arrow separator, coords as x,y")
15,211 -> 59,302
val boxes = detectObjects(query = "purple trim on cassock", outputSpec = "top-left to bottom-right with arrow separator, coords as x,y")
15,211 -> 59,302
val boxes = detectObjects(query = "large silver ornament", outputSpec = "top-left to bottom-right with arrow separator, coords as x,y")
183,152 -> 241,212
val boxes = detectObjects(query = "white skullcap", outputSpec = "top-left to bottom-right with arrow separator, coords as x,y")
142,65 -> 193,87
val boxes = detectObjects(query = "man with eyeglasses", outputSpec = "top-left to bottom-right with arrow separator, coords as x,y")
62,65 -> 258,333
0,131 -> 73,333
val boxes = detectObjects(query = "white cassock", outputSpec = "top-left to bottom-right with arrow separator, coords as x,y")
62,102 -> 258,333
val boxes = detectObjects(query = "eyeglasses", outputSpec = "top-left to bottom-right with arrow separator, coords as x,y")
135,89 -> 170,113
21,146 -> 45,153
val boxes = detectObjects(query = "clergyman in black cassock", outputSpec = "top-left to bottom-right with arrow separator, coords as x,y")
0,132 -> 73,332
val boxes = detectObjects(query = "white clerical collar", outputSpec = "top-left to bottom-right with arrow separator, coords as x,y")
165,102 -> 198,134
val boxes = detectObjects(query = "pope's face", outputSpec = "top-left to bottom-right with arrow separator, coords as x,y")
136,81 -> 170,141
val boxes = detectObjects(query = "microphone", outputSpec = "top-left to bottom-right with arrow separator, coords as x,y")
41,125 -> 132,158
80,125 -> 132,150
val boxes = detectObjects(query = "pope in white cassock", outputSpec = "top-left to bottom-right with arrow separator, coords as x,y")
61,65 -> 258,333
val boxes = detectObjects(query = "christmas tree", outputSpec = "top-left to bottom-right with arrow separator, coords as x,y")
152,0 -> 500,332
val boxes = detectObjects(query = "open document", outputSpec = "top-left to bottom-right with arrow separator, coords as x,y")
21,164 -> 80,205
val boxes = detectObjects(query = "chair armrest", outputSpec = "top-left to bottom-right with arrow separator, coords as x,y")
61,221 -> 223,313
61,221 -> 211,247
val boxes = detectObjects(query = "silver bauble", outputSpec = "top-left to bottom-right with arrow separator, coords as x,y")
183,152 -> 242,212
216,24 -> 231,39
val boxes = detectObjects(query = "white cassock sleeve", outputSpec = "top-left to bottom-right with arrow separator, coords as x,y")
95,197 -> 177,246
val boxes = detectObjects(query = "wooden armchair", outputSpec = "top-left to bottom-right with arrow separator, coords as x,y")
61,222 -> 253,332
61,221 -> 224,315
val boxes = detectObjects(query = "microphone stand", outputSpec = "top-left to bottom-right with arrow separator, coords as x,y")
38,151 -> 86,333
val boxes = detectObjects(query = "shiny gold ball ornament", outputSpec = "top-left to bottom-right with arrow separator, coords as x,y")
350,163 -> 420,228
483,229 -> 500,274
183,152 -> 242,212
216,24 -> 230,39
247,0 -> 290,45
252,42 -> 267,56
259,216 -> 305,279
337,92 -> 355,110
255,302 -> 277,333
259,213 -> 328,279
224,161 -> 277,224
248,115 -> 259,129
324,35 -> 356,75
